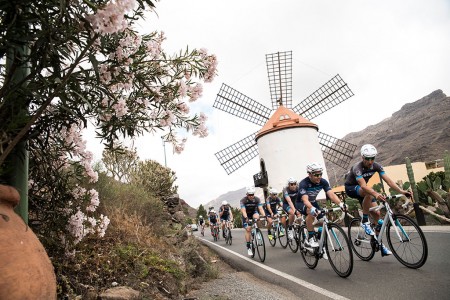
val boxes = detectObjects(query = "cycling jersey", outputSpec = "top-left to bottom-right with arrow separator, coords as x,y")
240,196 -> 263,216
345,161 -> 385,186
219,205 -> 231,220
199,219 -> 204,225
282,186 -> 299,203
209,214 -> 218,224
298,177 -> 332,203
265,196 -> 282,215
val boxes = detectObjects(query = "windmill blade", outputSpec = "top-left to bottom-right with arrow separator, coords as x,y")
214,83 -> 272,126
215,132 -> 259,175
318,131 -> 357,170
266,51 -> 293,109
293,74 -> 354,120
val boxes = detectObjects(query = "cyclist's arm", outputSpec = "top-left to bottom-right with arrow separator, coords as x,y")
284,195 -> 296,211
357,177 -> 382,200
326,190 -> 344,207
241,207 -> 248,220
257,203 -> 266,217
381,173 -> 410,196
301,194 -> 314,211
266,202 -> 274,215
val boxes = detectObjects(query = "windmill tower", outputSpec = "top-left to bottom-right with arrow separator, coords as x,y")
214,51 -> 356,196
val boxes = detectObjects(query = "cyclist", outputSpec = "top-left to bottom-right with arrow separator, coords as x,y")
344,144 -> 412,256
265,188 -> 283,241
219,200 -> 233,238
198,215 -> 205,235
282,177 -> 302,241
240,186 -> 266,256
208,209 -> 219,238
298,162 -> 345,249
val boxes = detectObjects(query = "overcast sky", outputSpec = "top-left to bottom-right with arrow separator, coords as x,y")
86,0 -> 450,208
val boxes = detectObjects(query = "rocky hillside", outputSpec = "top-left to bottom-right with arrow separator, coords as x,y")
326,89 -> 450,185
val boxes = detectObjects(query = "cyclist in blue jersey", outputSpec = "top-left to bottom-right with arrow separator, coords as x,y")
219,200 -> 233,238
208,209 -> 219,237
298,162 -> 345,249
265,188 -> 284,241
282,177 -> 302,241
345,144 -> 411,256
240,186 -> 266,256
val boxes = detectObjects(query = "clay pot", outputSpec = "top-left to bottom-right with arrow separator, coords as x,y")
0,184 -> 56,299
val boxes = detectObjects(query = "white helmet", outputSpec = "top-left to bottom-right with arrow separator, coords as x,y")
269,188 -> 278,195
199,215 -> 203,219
222,200 -> 228,206
361,144 -> 377,158
287,177 -> 297,184
210,209 -> 215,213
306,162 -> 323,173
246,186 -> 256,194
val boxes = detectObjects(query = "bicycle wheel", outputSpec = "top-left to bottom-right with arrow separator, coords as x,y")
279,223 -> 288,248
299,225 -> 318,269
348,217 -> 375,261
386,214 -> 428,269
255,228 -> 266,262
288,226 -> 299,253
325,223 -> 353,278
268,225 -> 277,247
227,228 -> 233,245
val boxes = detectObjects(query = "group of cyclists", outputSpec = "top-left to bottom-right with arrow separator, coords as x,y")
200,144 -> 413,259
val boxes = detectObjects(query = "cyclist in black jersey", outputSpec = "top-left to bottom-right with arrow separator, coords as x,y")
265,188 -> 283,241
298,162 -> 345,248
198,215 -> 205,234
219,200 -> 233,238
282,177 -> 302,241
240,186 -> 266,256
344,144 -> 411,256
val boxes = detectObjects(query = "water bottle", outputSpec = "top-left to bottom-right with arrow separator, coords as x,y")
317,227 -> 322,240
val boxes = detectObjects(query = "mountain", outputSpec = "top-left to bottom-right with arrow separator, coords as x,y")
204,89 -> 450,205
326,89 -> 450,186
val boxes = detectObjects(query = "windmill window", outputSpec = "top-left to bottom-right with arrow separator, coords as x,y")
279,114 -> 290,121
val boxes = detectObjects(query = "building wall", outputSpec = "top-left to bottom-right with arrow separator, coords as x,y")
367,162 -> 444,191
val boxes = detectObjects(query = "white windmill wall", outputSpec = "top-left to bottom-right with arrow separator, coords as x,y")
257,127 -> 329,200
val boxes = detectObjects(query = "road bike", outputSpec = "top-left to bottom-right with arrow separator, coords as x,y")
267,212 -> 287,247
287,212 -> 304,253
211,223 -> 220,241
249,217 -> 266,262
224,220 -> 233,245
348,195 -> 428,269
200,224 -> 205,236
298,206 -> 353,278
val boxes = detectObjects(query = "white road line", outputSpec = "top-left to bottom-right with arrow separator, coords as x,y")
199,237 -> 350,300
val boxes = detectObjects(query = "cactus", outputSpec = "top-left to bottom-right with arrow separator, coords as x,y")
444,150 -> 450,191
406,157 -> 420,203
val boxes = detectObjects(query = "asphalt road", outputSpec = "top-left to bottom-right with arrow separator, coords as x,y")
195,226 -> 450,300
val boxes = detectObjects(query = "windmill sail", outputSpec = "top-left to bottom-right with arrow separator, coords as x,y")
318,131 -> 357,169
215,132 -> 259,175
266,51 -> 293,109
214,83 -> 272,126
292,74 -> 354,120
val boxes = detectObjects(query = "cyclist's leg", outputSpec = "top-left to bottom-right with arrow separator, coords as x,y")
242,216 -> 252,254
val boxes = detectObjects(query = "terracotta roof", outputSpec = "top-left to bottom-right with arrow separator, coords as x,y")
255,105 -> 318,140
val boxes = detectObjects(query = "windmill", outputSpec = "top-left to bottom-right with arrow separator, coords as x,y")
213,51 -> 357,194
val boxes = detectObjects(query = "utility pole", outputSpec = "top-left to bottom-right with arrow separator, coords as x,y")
161,137 -> 167,167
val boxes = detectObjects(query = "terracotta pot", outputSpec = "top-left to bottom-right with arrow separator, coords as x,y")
0,184 -> 56,299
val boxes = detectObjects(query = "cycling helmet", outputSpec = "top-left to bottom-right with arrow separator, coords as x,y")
222,200 -> 228,206
246,186 -> 256,194
199,215 -> 203,218
287,177 -> 297,184
269,188 -> 278,195
361,144 -> 377,158
306,162 -> 323,174
210,209 -> 215,213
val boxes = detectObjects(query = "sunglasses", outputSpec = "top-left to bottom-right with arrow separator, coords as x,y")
364,157 -> 375,161
312,173 -> 323,177
289,183 -> 297,186
248,194 -> 255,196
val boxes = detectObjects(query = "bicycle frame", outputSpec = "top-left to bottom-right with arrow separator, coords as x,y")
307,207 -> 342,256
369,197 -> 412,247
